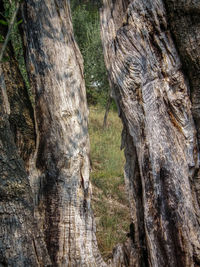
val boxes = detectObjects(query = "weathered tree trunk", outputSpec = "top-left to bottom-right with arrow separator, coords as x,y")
0,65 -> 50,266
21,1 -> 105,266
163,0 -> 200,211
0,6 -> 50,265
101,0 -> 200,266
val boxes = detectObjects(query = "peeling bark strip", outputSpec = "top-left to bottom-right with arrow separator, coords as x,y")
21,1 -> 105,266
0,67 -> 50,266
101,0 -> 200,266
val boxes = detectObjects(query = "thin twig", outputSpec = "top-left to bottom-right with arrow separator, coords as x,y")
0,2 -> 20,62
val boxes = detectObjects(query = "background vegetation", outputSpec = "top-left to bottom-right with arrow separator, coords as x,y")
71,0 -> 110,106
71,1 -> 131,259
89,107 -> 130,260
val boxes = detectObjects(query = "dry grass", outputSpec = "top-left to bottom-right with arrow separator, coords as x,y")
89,106 -> 130,260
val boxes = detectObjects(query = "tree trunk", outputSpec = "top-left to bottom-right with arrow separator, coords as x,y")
0,65 -> 50,266
0,6 -> 50,265
21,1 -> 105,266
163,0 -> 200,211
101,0 -> 200,266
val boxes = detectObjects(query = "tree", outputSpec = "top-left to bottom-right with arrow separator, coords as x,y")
0,71 -> 50,265
0,0 -> 105,266
1,0 -> 200,266
101,0 -> 200,266
163,0 -> 200,207
0,4 -> 50,263
21,0 -> 105,265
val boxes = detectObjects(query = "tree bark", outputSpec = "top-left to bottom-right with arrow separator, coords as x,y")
0,6 -> 50,265
21,1 -> 105,266
0,2 -> 35,171
1,45 -> 35,171
101,0 -> 200,266
163,0 -> 200,211
0,66 -> 50,266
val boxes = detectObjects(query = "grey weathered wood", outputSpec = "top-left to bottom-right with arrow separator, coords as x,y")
101,0 -> 200,266
21,0 -> 105,266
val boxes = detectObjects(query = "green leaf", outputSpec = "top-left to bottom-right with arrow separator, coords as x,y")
0,19 -> 8,26
0,34 -> 4,42
16,19 -> 23,26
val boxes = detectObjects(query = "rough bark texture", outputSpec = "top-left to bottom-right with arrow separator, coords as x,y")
21,1 -> 105,266
0,66 -> 50,266
163,0 -> 200,212
101,0 -> 200,266
163,0 -> 200,141
1,46 -> 35,171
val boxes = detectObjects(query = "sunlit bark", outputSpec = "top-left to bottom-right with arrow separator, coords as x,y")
21,1 -> 105,265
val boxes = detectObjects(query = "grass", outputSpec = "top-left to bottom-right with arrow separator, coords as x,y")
89,106 -> 130,260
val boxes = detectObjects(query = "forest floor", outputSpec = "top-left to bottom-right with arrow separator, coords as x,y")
89,106 -> 130,261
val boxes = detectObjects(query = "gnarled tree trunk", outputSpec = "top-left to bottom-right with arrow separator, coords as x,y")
101,0 -> 200,266
21,0 -> 105,266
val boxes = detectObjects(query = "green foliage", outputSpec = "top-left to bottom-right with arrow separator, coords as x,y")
1,56 -> 9,62
16,19 -> 23,25
0,19 -> 8,25
71,1 -> 110,106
